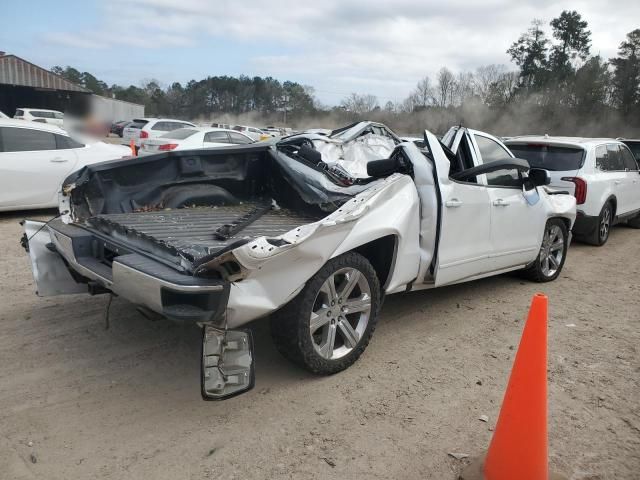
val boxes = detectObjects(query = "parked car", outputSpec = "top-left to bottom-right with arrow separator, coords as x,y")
22,121 -> 576,400
110,120 -> 131,137
619,139 -> 640,165
122,118 -> 196,148
261,126 -> 287,137
138,127 -> 254,156
0,110 -> 9,119
505,136 -> 640,245
0,119 -> 130,211
232,125 -> 270,141
211,122 -> 232,129
14,108 -> 65,126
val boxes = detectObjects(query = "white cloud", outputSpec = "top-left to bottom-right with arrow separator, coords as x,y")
42,0 -> 640,103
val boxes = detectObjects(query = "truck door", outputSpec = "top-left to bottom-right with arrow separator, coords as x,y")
468,130 -> 545,270
433,130 -> 493,286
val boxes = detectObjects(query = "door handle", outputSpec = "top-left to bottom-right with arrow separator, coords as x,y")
493,198 -> 510,206
445,199 -> 462,208
50,157 -> 68,163
614,180 -> 622,185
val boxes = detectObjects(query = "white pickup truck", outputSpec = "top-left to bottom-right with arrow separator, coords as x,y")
23,122 -> 576,400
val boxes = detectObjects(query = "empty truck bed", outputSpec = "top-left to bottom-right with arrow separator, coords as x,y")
86,204 -> 320,265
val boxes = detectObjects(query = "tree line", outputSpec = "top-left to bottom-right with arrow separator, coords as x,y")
51,66 -> 316,120
52,11 -> 640,136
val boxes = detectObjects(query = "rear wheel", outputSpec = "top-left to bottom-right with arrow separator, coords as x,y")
270,252 -> 381,375
585,202 -> 613,246
522,219 -> 568,282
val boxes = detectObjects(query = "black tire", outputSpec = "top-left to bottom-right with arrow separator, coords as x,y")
522,218 -> 569,282
585,202 -> 613,246
270,252 -> 381,375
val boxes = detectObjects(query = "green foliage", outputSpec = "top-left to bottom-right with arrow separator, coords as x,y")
610,29 -> 640,115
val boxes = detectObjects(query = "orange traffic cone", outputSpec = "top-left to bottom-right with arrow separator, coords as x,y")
129,139 -> 136,156
460,293 -> 566,480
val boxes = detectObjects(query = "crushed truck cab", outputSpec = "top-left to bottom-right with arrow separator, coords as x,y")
23,121 -> 576,399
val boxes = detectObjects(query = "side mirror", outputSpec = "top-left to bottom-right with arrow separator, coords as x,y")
528,168 -> 551,186
201,325 -> 255,400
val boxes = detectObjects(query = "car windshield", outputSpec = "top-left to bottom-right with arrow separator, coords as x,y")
507,144 -> 585,171
159,128 -> 199,140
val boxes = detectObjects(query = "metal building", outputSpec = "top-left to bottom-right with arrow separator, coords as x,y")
0,52 -> 120,119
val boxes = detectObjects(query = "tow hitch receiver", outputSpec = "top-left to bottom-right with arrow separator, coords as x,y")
201,325 -> 255,400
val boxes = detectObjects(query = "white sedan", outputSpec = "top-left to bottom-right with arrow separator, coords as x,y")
138,127 -> 255,156
0,119 -> 131,211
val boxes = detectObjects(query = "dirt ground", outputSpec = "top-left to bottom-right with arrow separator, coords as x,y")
0,209 -> 638,480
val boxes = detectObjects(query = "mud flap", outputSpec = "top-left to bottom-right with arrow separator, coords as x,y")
22,220 -> 86,297
201,325 -> 255,400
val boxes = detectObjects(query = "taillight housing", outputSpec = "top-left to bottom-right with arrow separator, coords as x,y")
140,130 -> 149,139
158,143 -> 178,151
561,177 -> 587,205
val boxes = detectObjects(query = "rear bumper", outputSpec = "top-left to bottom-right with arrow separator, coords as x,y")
47,221 -> 230,324
572,211 -> 599,237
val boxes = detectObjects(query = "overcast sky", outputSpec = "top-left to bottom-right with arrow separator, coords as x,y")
3,0 -> 639,105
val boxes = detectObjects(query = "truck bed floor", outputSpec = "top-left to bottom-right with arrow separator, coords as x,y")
87,205 -> 319,263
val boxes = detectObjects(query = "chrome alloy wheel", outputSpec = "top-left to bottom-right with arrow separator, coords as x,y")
540,224 -> 565,277
599,207 -> 611,242
310,267 -> 372,360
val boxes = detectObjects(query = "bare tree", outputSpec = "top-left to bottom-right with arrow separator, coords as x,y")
474,65 -> 507,103
399,93 -> 419,113
412,76 -> 435,108
453,71 -> 475,105
436,67 -> 456,107
340,93 -> 380,114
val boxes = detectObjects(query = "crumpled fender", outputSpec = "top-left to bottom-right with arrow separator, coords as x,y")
542,188 -> 577,228
221,174 -> 421,327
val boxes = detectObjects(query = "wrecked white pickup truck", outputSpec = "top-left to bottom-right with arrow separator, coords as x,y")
22,121 -> 576,400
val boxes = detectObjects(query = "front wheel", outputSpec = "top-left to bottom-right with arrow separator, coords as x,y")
270,252 -> 381,375
522,219 -> 568,282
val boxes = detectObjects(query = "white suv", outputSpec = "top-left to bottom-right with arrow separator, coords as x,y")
505,137 -> 640,245
14,108 -> 65,126
122,118 -> 196,148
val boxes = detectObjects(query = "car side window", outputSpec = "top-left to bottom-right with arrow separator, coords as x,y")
0,127 -> 57,152
55,134 -> 84,149
595,145 -> 609,170
229,132 -> 252,144
620,145 -> 639,171
151,122 -> 168,131
204,131 -> 230,143
167,122 -> 185,131
607,144 -> 624,171
474,135 -> 521,187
